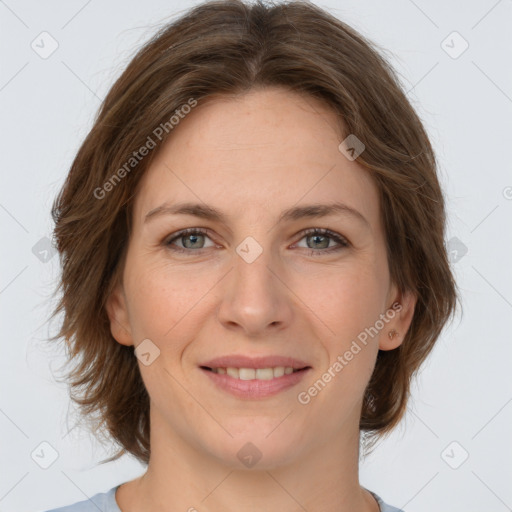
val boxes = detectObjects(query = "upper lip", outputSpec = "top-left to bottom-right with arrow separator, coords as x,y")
200,355 -> 311,370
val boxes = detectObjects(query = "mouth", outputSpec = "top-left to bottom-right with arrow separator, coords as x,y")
200,366 -> 308,380
198,356 -> 312,399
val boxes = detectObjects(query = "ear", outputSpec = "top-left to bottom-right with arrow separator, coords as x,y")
105,282 -> 134,346
379,287 -> 417,351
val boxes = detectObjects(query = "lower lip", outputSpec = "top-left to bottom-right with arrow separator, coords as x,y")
200,367 -> 310,399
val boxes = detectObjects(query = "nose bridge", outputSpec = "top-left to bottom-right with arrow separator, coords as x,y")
232,237 -> 279,306
216,236 -> 291,334
234,241 -> 275,293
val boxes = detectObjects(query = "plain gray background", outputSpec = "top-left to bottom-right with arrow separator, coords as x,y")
1,1 -> 511,511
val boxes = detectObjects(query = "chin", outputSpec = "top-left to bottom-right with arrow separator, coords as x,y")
206,422 -> 306,471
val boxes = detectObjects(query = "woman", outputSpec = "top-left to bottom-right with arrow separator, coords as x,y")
44,0 -> 458,510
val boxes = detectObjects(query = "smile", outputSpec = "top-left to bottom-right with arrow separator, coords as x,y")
204,366 -> 300,380
200,365 -> 311,399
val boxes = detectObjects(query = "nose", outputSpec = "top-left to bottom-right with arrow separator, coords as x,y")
216,244 -> 294,338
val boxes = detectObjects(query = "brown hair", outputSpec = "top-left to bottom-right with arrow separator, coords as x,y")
50,0 -> 459,465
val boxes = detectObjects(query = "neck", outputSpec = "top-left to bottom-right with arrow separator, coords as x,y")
116,407 -> 379,512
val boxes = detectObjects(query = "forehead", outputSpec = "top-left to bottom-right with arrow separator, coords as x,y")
133,87 -> 380,228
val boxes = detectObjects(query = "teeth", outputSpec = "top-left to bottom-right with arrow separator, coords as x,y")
226,367 -> 239,379
211,366 -> 299,380
273,366 -> 285,378
239,368 -> 255,380
256,368 -> 274,380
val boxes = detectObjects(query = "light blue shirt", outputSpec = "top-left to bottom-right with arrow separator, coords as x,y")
42,485 -> 405,511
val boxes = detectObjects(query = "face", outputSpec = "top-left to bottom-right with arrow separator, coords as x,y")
107,86 -> 415,469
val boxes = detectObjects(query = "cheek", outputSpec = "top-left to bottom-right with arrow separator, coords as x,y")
306,261 -> 388,344
301,259 -> 386,397
124,257 -> 217,343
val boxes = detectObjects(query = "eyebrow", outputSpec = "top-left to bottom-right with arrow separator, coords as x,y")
144,201 -> 370,228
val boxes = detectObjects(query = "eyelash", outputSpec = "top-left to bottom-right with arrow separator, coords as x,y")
164,227 -> 350,257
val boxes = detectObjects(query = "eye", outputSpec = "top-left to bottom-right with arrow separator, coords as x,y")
165,228 -> 215,252
294,228 -> 350,256
164,227 -> 350,256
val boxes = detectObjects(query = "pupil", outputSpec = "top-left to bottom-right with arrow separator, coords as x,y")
182,234 -> 329,250
309,234 -> 328,249
184,234 -> 202,248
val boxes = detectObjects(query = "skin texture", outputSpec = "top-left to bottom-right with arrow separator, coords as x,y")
107,86 -> 416,512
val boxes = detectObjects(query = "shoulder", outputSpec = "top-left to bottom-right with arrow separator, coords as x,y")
367,489 -> 405,512
41,485 -> 121,512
